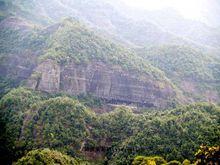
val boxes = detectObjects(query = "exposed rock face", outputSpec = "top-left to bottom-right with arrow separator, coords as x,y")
26,60 -> 60,92
27,60 -> 177,107
0,53 -> 37,84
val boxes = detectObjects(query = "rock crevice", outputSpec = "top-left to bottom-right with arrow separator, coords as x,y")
26,60 -> 177,107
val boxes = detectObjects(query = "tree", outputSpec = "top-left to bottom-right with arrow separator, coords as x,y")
132,156 -> 156,165
195,145 -> 220,165
182,159 -> 191,165
166,160 -> 181,165
132,156 -> 166,165
14,148 -> 79,165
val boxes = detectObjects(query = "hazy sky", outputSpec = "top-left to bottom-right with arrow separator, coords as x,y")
121,0 -> 210,20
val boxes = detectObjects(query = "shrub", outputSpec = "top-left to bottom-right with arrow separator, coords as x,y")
14,148 -> 79,165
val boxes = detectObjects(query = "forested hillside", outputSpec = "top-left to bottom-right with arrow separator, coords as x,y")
136,45 -> 220,102
0,88 -> 219,164
0,0 -> 220,164
0,16 -> 181,108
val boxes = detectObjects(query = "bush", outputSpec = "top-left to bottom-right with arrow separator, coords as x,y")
14,148 -> 79,165
132,156 -> 156,165
195,145 -> 220,165
167,160 -> 181,165
182,159 -> 191,165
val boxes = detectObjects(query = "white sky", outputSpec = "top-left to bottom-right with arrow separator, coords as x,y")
121,0 -> 210,20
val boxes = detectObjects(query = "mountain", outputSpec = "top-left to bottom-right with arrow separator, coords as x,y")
149,9 -> 220,49
24,18 -> 181,108
0,0 -> 220,164
109,103 -> 220,164
127,8 -> 220,50
0,88 -> 219,164
1,0 -> 220,50
1,0 -> 220,104
0,0 -> 192,47
0,15 -> 182,108
136,44 -> 220,102
0,16 -> 46,96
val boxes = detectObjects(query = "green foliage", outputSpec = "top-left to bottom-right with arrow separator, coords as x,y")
40,18 -> 166,81
0,88 -> 95,163
132,156 -> 167,165
153,156 -> 167,165
0,17 -> 177,101
137,45 -> 215,80
0,20 -> 45,54
0,0 -> 52,25
0,17 -> 48,95
77,94 -> 103,108
195,145 -> 220,165
166,160 -> 181,165
0,87 -> 42,163
136,44 -> 220,100
21,97 -> 95,156
0,1 -> 220,164
132,156 -> 190,165
14,148 -> 79,165
132,156 -> 156,165
96,107 -> 138,143
108,103 -> 220,164
0,88 -> 219,164
182,159 -> 191,165
0,76 -> 16,98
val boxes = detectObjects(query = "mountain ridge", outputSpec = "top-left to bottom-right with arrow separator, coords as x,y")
0,1 -> 220,164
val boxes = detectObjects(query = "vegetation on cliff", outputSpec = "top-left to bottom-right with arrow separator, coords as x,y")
40,18 -> 167,82
0,88 -> 219,164
107,103 -> 220,164
0,1 -> 220,165
0,17 -> 179,101
132,145 -> 220,165
0,88 -> 43,162
136,44 -> 220,101
13,145 -> 220,165
136,45 -> 216,80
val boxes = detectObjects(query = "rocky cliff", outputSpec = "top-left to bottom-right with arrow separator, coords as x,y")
26,60 -> 178,108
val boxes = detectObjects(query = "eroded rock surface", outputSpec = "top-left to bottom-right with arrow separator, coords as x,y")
27,60 -> 178,107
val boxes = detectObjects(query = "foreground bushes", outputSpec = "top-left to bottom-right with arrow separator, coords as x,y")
0,88 -> 219,164
132,145 -> 220,165
14,148 -> 79,165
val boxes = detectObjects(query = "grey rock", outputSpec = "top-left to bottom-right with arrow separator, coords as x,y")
27,60 -> 60,92
27,60 -> 178,108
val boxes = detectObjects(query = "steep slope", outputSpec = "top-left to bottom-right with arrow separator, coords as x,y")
0,15 -> 181,107
0,0 -> 187,47
0,0 -> 220,104
136,45 -> 220,102
1,88 -> 219,164
0,1 -> 220,165
135,8 -> 220,49
0,88 -> 43,163
0,88 -> 95,164
24,19 -> 180,108
0,16 -> 46,96
2,0 -> 220,50
108,103 -> 220,164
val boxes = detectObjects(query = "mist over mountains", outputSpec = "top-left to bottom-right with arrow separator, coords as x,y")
1,0 -> 220,103
0,0 -> 220,164
1,0 -> 220,48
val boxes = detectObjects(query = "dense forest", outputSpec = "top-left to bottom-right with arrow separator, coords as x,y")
0,88 -> 219,164
0,0 -> 220,164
